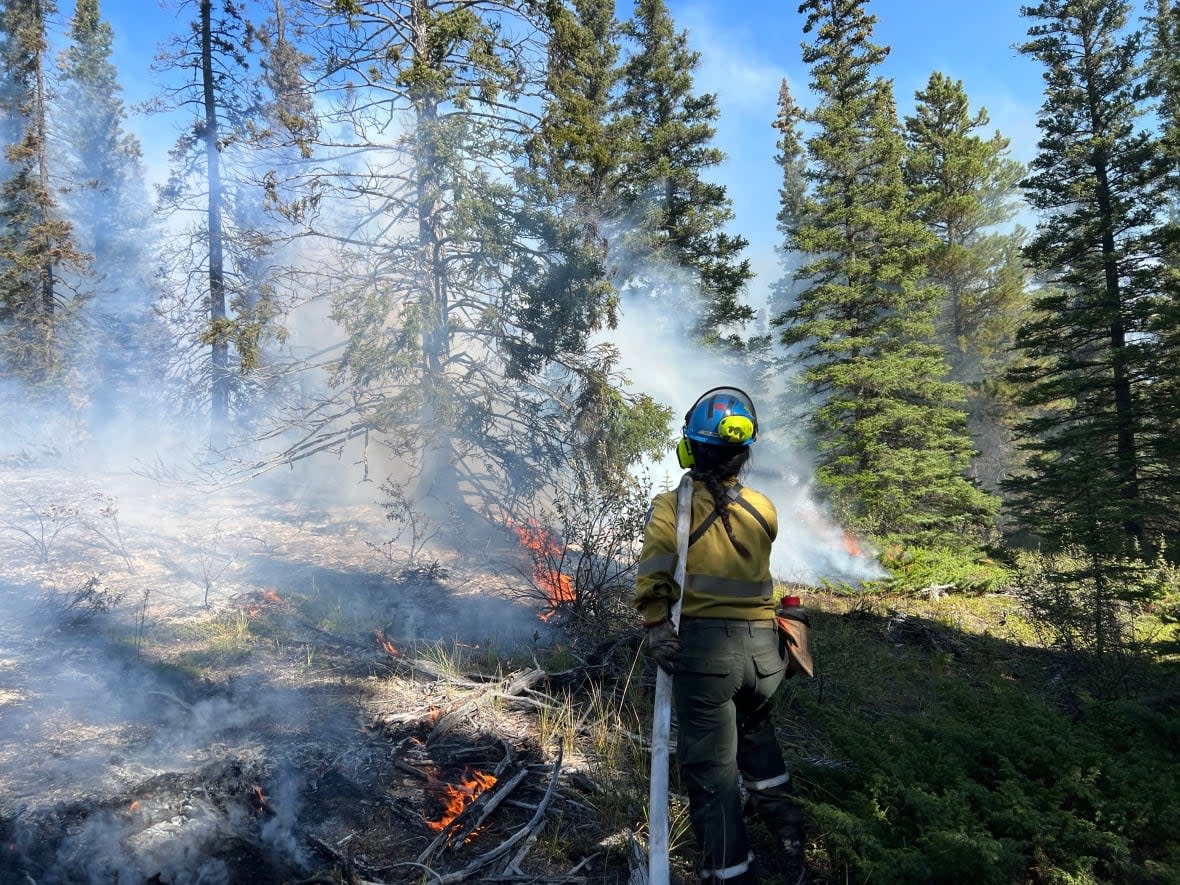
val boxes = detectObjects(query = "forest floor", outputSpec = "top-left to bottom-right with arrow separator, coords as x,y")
8,460 -> 1174,884
0,462 -> 660,884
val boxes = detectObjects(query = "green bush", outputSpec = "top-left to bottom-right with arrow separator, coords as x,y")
874,543 -> 1014,595
786,611 -> 1180,884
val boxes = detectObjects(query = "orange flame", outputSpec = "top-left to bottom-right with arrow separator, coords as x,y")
374,629 -> 402,657
842,528 -> 862,558
425,769 -> 497,832
245,587 -> 287,619
252,785 -> 268,813
503,516 -> 574,619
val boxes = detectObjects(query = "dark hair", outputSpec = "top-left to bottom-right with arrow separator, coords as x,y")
689,440 -> 752,558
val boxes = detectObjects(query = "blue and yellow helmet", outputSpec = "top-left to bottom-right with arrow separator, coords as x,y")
677,386 -> 758,468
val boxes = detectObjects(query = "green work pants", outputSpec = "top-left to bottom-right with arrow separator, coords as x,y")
673,617 -> 788,882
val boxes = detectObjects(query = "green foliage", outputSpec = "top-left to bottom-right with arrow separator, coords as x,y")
903,72 -> 1030,497
875,543 -> 1013,595
1011,548 -> 1176,697
776,0 -> 997,547
1010,0 -> 1177,560
613,0 -> 754,348
784,594 -> 1180,884
0,0 -> 89,380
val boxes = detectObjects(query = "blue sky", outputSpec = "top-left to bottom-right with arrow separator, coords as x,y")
94,0 -> 1050,304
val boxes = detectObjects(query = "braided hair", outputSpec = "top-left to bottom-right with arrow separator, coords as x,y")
689,439 -> 752,558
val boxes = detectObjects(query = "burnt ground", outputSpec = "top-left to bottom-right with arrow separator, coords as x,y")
0,464 -> 642,884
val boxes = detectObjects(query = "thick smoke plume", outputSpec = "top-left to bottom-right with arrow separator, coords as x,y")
610,289 -> 883,586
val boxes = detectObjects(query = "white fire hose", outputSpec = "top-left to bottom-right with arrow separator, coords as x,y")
648,472 -> 694,885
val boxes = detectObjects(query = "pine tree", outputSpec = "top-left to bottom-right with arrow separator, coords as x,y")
903,73 -> 1029,495
613,0 -> 753,348
1011,0 -> 1175,556
0,0 -> 88,381
777,0 -> 996,546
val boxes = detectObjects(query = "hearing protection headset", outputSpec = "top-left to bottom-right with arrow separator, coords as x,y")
676,386 -> 759,469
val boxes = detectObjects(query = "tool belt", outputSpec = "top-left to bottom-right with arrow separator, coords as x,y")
775,609 -> 814,678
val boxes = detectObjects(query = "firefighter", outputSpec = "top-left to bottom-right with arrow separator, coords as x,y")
636,387 -> 803,884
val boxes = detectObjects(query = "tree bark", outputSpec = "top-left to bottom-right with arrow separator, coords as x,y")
202,0 -> 229,450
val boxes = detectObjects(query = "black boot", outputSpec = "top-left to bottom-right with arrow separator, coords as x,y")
747,789 -> 806,865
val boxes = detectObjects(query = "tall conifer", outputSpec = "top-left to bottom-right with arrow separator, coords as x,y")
57,0 -> 161,421
613,0 -> 753,348
0,0 -> 87,380
280,0 -> 657,504
155,0 -> 280,451
903,73 -> 1029,495
778,0 -> 995,545
769,77 -> 808,321
1012,0 -> 1174,555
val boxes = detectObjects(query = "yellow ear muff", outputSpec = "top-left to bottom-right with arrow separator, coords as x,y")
717,414 -> 754,444
676,437 -> 695,468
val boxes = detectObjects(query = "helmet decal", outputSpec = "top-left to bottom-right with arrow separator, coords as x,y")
680,386 -> 758,448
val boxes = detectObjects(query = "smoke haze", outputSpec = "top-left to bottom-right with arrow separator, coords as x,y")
611,291 -> 883,586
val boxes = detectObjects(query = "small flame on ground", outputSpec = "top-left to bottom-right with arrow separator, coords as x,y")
501,515 -> 574,620
842,528 -> 862,558
246,587 -> 287,619
128,800 -> 141,813
374,629 -> 402,657
425,768 -> 497,832
252,785 -> 268,813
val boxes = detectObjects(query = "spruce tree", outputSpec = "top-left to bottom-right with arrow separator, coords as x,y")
530,0 -> 619,212
0,0 -> 87,381
57,0 -> 161,420
1012,0 -> 1175,556
903,73 -> 1029,495
769,77 -> 809,322
1148,0 -> 1180,192
1146,0 -> 1180,517
57,0 -> 151,296
778,0 -> 996,546
613,0 -> 753,348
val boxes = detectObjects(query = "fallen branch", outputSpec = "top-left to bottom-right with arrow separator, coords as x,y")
450,766 -> 529,847
427,746 -> 564,885
428,668 -> 546,744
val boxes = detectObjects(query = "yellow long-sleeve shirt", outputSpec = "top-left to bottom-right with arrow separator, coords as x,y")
634,477 -> 778,624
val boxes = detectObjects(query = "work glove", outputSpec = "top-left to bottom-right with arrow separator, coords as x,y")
644,618 -> 681,674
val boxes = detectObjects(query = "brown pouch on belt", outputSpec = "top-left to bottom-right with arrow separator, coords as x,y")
776,611 -> 815,678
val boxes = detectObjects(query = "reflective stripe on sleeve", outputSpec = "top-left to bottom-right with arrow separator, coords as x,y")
743,771 -> 790,792
637,553 -> 677,577
685,574 -> 774,597
701,851 -> 755,880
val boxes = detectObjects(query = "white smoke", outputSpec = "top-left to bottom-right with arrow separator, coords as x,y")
610,287 -> 883,586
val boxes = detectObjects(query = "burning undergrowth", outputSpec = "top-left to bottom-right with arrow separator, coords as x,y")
0,464 -> 635,883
